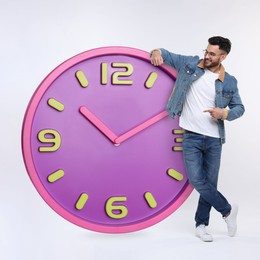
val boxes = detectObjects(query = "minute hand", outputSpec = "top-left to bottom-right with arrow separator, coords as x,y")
114,111 -> 168,144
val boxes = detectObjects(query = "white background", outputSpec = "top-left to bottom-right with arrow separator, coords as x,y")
1,0 -> 259,259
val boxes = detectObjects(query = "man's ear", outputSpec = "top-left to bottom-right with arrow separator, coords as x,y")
220,53 -> 227,63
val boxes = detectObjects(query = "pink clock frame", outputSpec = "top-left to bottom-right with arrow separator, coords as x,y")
22,46 -> 193,233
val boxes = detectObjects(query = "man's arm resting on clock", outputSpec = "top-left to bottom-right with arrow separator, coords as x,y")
150,49 -> 164,66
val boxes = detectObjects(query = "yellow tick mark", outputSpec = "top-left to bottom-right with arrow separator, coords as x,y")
145,72 -> 158,89
48,169 -> 64,183
167,168 -> 183,181
48,98 -> 64,111
76,70 -> 89,88
144,192 -> 157,208
75,193 -> 89,210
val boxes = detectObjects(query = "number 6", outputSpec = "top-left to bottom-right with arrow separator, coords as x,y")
106,196 -> 128,219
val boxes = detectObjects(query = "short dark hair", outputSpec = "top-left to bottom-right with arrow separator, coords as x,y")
208,36 -> 231,54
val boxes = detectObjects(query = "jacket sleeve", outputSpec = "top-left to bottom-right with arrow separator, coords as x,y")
226,78 -> 245,121
160,48 -> 195,72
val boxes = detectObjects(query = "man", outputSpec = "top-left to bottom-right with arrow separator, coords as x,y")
150,36 -> 245,242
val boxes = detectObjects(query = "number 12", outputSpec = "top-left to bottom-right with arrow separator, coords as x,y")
101,63 -> 133,85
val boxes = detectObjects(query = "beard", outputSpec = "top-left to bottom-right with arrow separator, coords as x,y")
203,58 -> 220,70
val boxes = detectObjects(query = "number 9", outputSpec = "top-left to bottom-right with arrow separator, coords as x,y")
38,129 -> 61,152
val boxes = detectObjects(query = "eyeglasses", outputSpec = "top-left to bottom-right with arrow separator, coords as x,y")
203,49 -> 224,57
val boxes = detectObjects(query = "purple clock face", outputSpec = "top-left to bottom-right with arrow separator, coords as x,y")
22,47 -> 192,233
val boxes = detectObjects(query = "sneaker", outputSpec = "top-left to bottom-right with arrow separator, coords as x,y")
224,204 -> 238,237
195,224 -> 213,242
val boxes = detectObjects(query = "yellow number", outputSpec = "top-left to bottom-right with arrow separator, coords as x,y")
38,129 -> 61,152
101,62 -> 108,85
105,196 -> 128,219
112,63 -> 133,85
100,63 -> 133,85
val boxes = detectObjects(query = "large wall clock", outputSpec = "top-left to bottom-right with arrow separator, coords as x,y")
22,46 -> 193,233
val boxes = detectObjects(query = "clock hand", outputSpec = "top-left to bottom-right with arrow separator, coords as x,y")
114,110 -> 168,144
79,106 -> 118,143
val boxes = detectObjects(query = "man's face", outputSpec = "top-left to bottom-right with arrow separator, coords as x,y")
203,44 -> 227,70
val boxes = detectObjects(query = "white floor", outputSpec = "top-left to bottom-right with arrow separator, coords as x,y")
1,190 -> 259,260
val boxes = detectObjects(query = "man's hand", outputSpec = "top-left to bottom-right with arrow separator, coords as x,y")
204,108 -> 226,120
150,49 -> 164,66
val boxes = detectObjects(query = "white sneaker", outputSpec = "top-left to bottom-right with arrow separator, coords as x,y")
224,204 -> 238,237
195,224 -> 213,242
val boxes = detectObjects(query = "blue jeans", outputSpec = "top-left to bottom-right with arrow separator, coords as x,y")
182,131 -> 231,227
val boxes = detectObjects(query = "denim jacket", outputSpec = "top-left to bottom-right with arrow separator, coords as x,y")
161,48 -> 245,144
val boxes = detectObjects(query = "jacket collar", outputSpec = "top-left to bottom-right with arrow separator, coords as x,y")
197,59 -> 225,82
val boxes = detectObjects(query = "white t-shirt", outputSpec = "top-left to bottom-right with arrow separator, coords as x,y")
179,69 -> 220,138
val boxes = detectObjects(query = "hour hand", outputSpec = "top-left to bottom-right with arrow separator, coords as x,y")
79,106 -> 118,144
